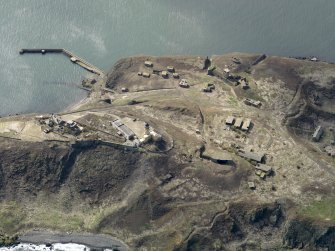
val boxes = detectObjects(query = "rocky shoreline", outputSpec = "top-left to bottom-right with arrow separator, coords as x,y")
16,231 -> 128,250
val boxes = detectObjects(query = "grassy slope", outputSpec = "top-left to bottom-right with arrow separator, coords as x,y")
299,199 -> 335,222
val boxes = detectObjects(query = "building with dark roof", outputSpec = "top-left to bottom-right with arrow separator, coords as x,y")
112,119 -> 123,127
202,148 -> 233,164
118,125 -> 135,140
112,119 -> 135,140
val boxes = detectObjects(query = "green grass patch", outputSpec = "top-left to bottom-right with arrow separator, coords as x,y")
299,199 -> 335,222
0,202 -> 26,234
28,209 -> 85,231
228,96 -> 238,106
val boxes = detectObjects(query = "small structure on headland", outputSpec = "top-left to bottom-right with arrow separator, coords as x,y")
226,116 -> 235,125
244,98 -> 262,108
139,123 -> 163,145
37,114 -> 83,136
241,119 -> 251,131
238,150 -> 265,163
142,72 -> 150,78
202,86 -> 212,93
223,68 -> 230,74
240,78 -> 249,89
162,71 -> 169,78
325,146 -> 335,157
248,181 -> 256,190
202,83 -> 215,93
234,118 -> 243,129
179,79 -> 189,88
144,61 -> 153,67
255,164 -> 272,175
173,73 -> 179,78
207,65 -> 216,76
167,66 -> 175,72
312,125 -> 323,142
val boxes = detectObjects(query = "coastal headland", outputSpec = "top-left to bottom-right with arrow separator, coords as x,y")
0,52 -> 335,250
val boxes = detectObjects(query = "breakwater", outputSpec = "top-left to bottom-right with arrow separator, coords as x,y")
19,49 -> 105,76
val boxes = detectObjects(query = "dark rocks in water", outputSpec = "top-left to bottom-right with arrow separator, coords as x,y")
0,234 -> 18,247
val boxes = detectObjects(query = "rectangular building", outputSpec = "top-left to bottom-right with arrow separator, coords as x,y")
119,124 -> 135,140
112,119 -> 123,128
234,118 -> 243,129
244,98 -> 262,108
241,119 -> 251,131
255,164 -> 272,175
238,150 -> 264,163
144,61 -> 153,67
202,148 -> 233,165
226,116 -> 235,125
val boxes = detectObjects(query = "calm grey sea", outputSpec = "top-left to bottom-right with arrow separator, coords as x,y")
1,0 -> 334,116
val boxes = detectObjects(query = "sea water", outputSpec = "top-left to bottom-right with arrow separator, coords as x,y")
0,0 -> 334,116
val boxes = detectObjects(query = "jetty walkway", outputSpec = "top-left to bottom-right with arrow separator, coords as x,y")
19,48 -> 105,76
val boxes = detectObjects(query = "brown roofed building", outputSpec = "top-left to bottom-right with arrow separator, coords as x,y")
142,72 -> 150,78
144,61 -> 153,67
162,71 -> 169,78
167,66 -> 175,72
241,119 -> 251,131
226,116 -> 235,125
234,118 -> 243,129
